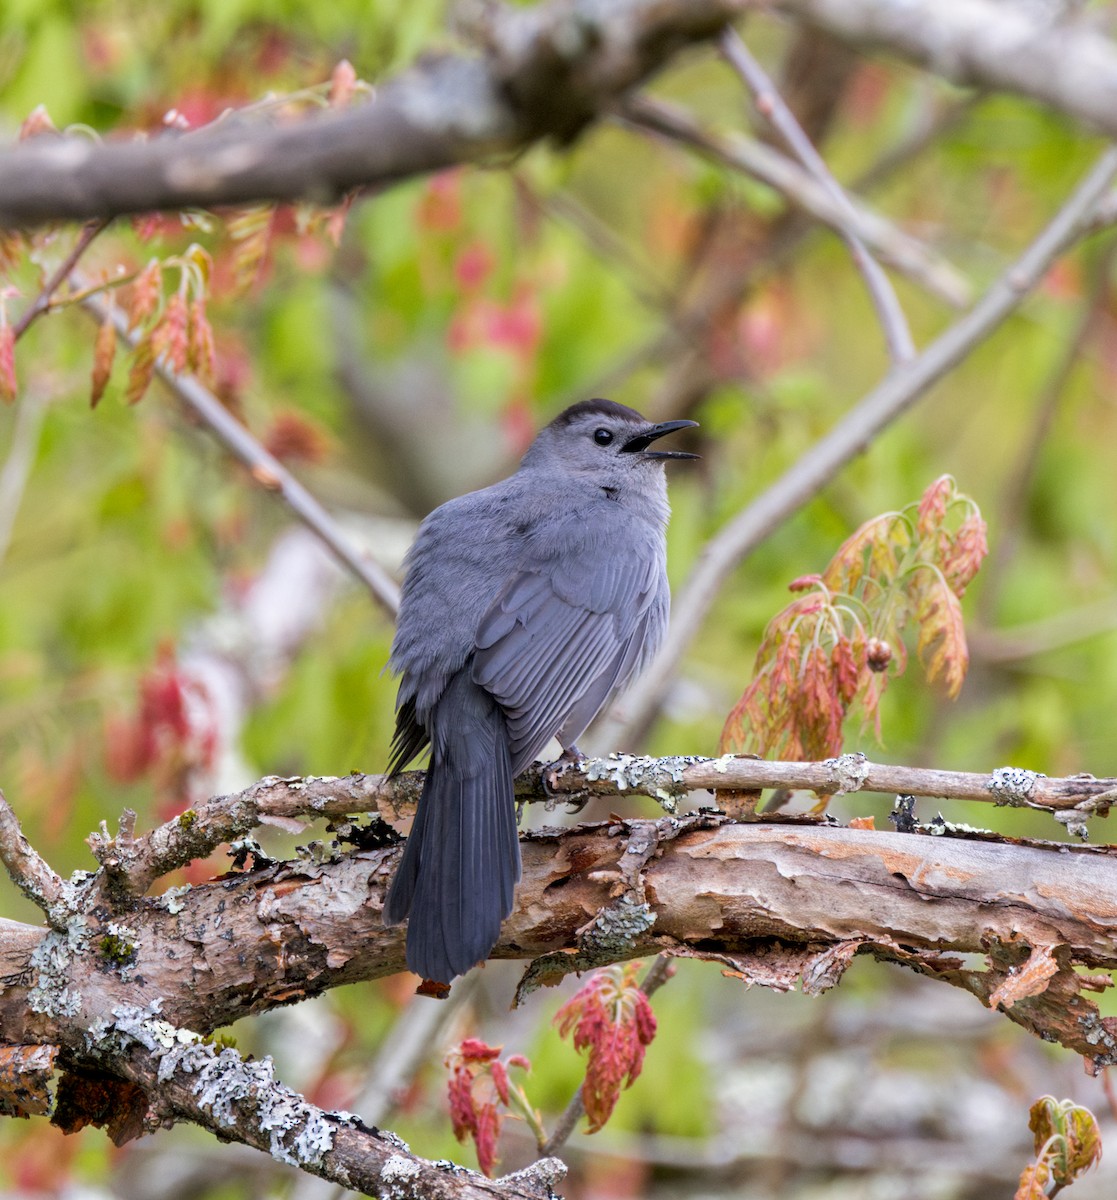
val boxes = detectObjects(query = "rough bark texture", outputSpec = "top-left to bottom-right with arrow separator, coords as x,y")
6,806 -> 1117,1067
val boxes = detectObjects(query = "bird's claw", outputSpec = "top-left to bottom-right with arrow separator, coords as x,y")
543,745 -> 590,812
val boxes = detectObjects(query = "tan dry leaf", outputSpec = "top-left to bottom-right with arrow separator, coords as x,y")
989,945 -> 1060,1010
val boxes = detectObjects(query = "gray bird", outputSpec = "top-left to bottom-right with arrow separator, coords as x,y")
383,398 -> 697,984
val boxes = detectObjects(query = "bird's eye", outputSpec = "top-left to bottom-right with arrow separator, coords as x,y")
593,428 -> 614,446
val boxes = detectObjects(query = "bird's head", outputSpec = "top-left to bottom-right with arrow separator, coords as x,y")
523,399 -> 698,488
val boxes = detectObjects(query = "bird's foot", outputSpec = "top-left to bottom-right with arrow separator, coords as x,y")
543,744 -> 591,812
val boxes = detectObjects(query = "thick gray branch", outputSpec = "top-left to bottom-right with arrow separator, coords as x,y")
0,0 -> 743,228
775,0 -> 1117,137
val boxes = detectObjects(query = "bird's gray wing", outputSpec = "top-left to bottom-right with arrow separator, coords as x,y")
472,542 -> 664,776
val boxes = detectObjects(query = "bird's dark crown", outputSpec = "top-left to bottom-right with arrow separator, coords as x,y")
549,398 -> 645,429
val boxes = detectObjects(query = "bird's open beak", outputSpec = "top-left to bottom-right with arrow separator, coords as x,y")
620,419 -> 700,460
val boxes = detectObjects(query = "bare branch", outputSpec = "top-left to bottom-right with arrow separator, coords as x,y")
602,144 -> 1117,748
77,288 -> 401,619
620,95 -> 971,308
0,0 -> 745,229
775,0 -> 1117,140
0,391 -> 46,568
11,220 -> 110,339
719,27 -> 916,362
0,789 -> 64,922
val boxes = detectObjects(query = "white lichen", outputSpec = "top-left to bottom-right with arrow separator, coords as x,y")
95,1001 -> 352,1168
825,752 -> 870,795
582,753 -> 699,813
380,1153 -> 422,1193
27,916 -> 88,1016
156,884 -> 192,914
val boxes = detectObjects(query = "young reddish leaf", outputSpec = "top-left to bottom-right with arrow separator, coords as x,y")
831,636 -> 861,705
227,206 -> 274,296
942,513 -> 989,594
329,59 -> 357,108
915,574 -> 968,699
916,475 -> 954,537
153,291 -> 189,373
129,260 -> 163,331
131,213 -> 164,242
125,335 -> 156,405
263,409 -> 330,464
554,962 -> 657,1133
1063,1104 -> 1104,1177
455,242 -> 495,292
187,298 -> 216,385
1014,1160 -> 1049,1200
0,231 -> 23,274
1026,1096 -> 1102,1188
90,314 -> 117,407
444,1038 -> 532,1177
19,105 -> 57,140
0,319 -> 16,403
416,170 -> 462,233
103,642 -> 219,812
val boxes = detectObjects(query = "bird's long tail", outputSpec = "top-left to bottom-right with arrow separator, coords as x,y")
382,674 -> 520,983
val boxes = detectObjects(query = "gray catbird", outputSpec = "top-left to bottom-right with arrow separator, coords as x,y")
383,398 -> 697,983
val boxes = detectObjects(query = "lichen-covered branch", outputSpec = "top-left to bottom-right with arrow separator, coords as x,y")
70,1001 -> 564,1199
0,0 -> 745,228
6,796 -> 1117,1069
88,752 -> 1117,903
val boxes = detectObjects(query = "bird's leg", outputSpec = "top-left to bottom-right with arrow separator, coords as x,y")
542,743 -> 591,812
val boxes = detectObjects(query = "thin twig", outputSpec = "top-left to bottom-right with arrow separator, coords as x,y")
601,144 -> 1117,749
11,220 -> 109,340
77,285 -> 400,619
0,789 -> 64,924
719,27 -> 916,363
972,596 -> 1117,665
620,95 -> 970,308
541,954 -> 675,1157
110,751 -> 1117,900
0,390 -> 46,567
977,240 -> 1116,625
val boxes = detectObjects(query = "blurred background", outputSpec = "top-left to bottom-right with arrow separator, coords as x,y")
2,0 -> 1117,1196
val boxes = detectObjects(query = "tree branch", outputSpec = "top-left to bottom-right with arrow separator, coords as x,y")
600,143 -> 1117,747
619,94 -> 971,308
0,788 -> 64,924
775,0 -> 1117,140
77,288 -> 402,619
0,0 -> 745,229
6,798 -> 1117,1065
718,27 -> 915,362
68,1001 -> 565,1199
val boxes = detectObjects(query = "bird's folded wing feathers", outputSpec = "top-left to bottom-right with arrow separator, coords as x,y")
472,548 -> 661,774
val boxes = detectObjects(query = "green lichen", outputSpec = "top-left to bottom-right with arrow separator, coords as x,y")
177,808 -> 197,830
202,1031 -> 239,1052
99,931 -> 137,967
